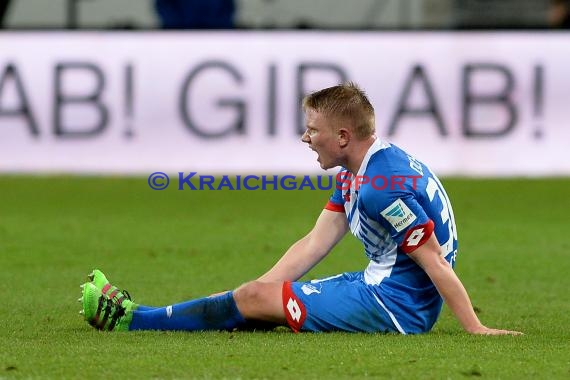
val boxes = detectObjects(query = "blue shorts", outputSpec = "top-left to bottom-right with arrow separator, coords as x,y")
282,272 -> 401,333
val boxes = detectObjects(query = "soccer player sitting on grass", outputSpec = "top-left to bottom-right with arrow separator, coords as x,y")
79,83 -> 522,335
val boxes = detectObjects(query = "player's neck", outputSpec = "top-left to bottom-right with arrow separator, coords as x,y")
344,135 -> 377,174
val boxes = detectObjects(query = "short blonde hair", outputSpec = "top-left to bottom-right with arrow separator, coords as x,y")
302,82 -> 375,139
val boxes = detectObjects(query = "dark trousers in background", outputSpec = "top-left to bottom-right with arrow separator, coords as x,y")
155,0 -> 235,29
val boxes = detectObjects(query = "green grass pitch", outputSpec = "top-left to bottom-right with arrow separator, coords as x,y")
0,176 -> 569,379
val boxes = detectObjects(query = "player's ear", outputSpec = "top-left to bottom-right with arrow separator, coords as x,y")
338,128 -> 350,148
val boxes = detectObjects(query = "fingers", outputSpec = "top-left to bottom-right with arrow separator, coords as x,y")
492,329 -> 524,336
475,327 -> 523,336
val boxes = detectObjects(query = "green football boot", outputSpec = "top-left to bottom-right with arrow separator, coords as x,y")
78,282 -> 133,331
87,269 -> 136,309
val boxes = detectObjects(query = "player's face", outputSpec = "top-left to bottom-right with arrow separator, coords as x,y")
301,108 -> 343,170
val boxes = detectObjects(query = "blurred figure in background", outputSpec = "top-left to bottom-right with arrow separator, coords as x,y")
0,0 -> 11,28
155,0 -> 235,29
549,0 -> 570,28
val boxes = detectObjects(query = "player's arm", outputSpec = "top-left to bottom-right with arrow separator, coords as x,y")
407,234 -> 522,335
256,209 -> 349,283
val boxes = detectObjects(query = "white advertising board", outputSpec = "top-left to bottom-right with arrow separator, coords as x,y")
0,32 -> 568,176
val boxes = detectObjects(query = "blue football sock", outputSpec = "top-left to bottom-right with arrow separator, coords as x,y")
128,291 -> 246,331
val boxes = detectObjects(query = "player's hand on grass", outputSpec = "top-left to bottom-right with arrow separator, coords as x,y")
467,325 -> 523,335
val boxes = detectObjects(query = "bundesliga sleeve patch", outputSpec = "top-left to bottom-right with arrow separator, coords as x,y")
282,282 -> 307,333
380,198 -> 417,232
401,220 -> 435,253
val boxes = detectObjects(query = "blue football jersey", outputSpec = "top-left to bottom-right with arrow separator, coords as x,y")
325,139 -> 458,333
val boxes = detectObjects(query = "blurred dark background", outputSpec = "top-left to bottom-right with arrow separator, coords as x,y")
0,0 -> 568,30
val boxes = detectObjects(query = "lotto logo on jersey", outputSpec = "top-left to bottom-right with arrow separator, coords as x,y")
282,282 -> 307,332
380,198 -> 417,232
406,228 -> 424,246
287,299 -> 302,321
401,220 -> 435,253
